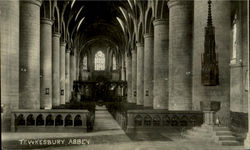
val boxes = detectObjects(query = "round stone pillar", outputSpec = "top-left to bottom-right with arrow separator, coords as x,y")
153,19 -> 169,109
70,49 -> 76,92
0,0 -> 19,131
121,55 -> 126,81
144,34 -> 154,107
245,2 -> 250,145
75,50 -> 80,80
168,0 -> 193,110
131,49 -> 137,104
136,43 -> 144,105
65,49 -> 71,102
19,0 -> 42,109
60,42 -> 66,104
52,33 -> 61,107
40,18 -> 53,109
245,87 -> 250,148
126,52 -> 132,103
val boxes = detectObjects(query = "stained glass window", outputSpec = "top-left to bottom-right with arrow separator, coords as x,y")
112,55 -> 116,70
95,51 -> 105,70
83,55 -> 87,70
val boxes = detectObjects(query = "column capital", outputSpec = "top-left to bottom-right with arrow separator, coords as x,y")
136,42 -> 144,47
168,0 -> 193,9
21,0 -> 42,7
41,18 -> 54,26
144,33 -> 153,38
153,19 -> 168,27
131,49 -> 137,53
53,32 -> 61,38
60,42 -> 66,47
66,49 -> 71,53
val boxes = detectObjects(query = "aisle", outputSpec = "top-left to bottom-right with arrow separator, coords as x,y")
94,105 -> 122,131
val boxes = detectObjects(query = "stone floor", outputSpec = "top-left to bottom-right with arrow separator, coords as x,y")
1,106 -> 246,150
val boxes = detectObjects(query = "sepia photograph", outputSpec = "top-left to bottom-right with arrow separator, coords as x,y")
0,0 -> 249,149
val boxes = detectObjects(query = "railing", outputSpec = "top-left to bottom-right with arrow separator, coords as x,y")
114,112 -> 127,130
11,109 -> 89,132
125,109 -> 203,132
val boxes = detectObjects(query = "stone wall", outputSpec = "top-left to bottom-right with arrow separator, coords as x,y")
229,1 -> 248,131
230,1 -> 248,113
192,0 -> 231,125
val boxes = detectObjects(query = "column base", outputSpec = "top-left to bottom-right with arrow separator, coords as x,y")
143,106 -> 153,109
244,132 -> 250,149
136,105 -> 144,109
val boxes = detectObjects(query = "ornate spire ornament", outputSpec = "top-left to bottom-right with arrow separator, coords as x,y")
201,0 -> 219,86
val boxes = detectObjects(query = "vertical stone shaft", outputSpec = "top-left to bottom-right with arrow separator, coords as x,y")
40,18 -> 53,109
136,43 -> 144,105
0,0 -> 19,131
70,48 -> 76,92
65,49 -> 70,102
75,50 -> 79,80
121,55 -> 126,81
144,34 -> 154,107
126,53 -> 132,103
131,49 -> 137,103
60,42 -> 66,104
246,67 -> 250,148
168,0 -> 193,110
153,19 -> 169,109
245,1 -> 250,148
52,33 -> 61,107
19,0 -> 42,109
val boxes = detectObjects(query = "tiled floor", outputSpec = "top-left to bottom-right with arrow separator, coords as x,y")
1,106 -> 246,150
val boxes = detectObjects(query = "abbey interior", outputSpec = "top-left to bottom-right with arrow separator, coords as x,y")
0,0 -> 250,149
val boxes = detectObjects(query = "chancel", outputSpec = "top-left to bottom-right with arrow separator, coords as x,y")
0,0 -> 249,149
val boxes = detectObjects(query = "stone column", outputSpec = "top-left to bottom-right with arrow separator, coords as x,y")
245,79 -> 250,148
52,33 -> 61,107
245,1 -> 250,146
120,55 -> 126,96
121,55 -> 126,81
168,0 -> 193,110
65,49 -> 71,102
131,49 -> 137,104
75,50 -> 79,80
136,43 -> 144,105
70,48 -> 76,92
19,0 -> 42,109
0,0 -> 19,131
60,42 -> 66,104
126,52 -> 132,103
40,18 -> 53,109
153,19 -> 169,109
144,34 -> 154,108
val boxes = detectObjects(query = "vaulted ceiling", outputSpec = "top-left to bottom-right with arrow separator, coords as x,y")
43,0 -> 167,53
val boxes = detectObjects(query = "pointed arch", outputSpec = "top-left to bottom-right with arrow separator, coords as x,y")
53,6 -> 60,33
145,8 -> 154,34
137,22 -> 143,43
